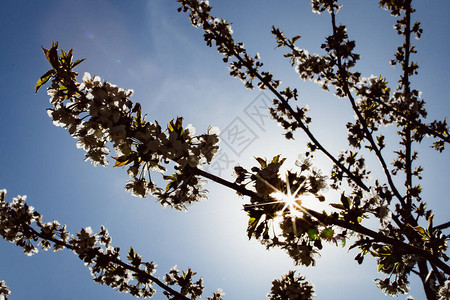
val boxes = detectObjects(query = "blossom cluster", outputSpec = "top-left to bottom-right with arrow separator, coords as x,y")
268,271 -> 315,300
178,0 -> 282,91
0,280 -> 10,300
25,0 -> 449,298
310,0 -> 342,15
39,43 -> 219,209
0,189 -> 221,299
375,277 -> 410,297
234,156 -> 331,267
162,266 -> 205,300
438,280 -> 450,300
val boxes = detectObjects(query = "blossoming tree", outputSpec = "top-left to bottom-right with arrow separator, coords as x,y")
1,0 -> 449,299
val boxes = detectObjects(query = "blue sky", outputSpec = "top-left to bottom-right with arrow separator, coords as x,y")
0,0 -> 449,299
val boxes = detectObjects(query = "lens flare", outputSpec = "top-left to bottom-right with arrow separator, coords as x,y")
271,184 -> 304,218
245,174 -> 324,236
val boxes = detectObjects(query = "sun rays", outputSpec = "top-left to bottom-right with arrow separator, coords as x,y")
244,173 -> 325,236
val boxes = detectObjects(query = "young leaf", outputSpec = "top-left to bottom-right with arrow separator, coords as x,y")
112,155 -> 133,167
42,42 -> 59,69
413,226 -> 426,237
340,193 -> 351,210
291,35 -> 301,44
330,203 -> 345,210
72,58 -> 86,69
427,213 -> 434,233
35,69 -> 56,93
255,157 -> 266,168
272,154 -> 281,164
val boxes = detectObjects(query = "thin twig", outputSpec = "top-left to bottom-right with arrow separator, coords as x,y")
27,225 -> 190,300
193,166 -> 450,275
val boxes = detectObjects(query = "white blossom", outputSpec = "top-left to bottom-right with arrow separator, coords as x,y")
82,72 -> 91,82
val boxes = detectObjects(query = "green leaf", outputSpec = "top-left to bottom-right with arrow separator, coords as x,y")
132,103 -> 144,128
271,154 -> 280,164
183,268 -> 196,279
164,173 -> 180,191
72,58 -> 86,69
112,154 -> 135,167
330,203 -> 345,210
60,49 -> 67,65
413,226 -> 426,237
127,247 -> 142,268
291,35 -> 301,44
59,48 -> 74,68
166,180 -> 179,192
63,49 -> 74,67
168,117 -> 183,134
114,159 -> 129,167
307,228 -> 319,239
340,193 -> 351,209
320,227 -> 334,239
427,213 -> 434,233
42,42 -> 59,69
271,154 -> 286,166
127,246 -> 135,261
35,69 -> 56,93
163,174 -> 174,181
255,157 -> 266,168
355,253 -> 364,264
247,214 -> 262,239
174,117 -> 183,129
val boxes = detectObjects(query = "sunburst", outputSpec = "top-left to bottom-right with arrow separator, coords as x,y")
245,174 -> 321,235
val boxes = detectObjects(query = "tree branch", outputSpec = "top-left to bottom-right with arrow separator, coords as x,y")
27,225 -> 191,300
403,3 -> 413,209
305,208 -> 450,275
371,97 -> 450,143
232,50 -> 370,192
329,9 -> 405,207
193,166 -> 450,275
435,221 -> 450,231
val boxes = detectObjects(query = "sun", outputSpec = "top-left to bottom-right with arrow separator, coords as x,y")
245,173 -> 325,236
270,183 -> 304,219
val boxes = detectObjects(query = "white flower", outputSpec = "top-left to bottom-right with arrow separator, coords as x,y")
379,203 -> 392,228
0,189 -> 7,200
186,124 -> 196,136
0,280 -> 11,297
76,135 -> 98,151
126,89 -> 134,97
85,148 -> 109,166
85,92 -> 94,100
438,280 -> 450,300
93,75 -> 101,84
82,72 -> 92,82
50,107 -> 77,129
104,81 -> 118,91
127,166 -> 139,178
47,88 -> 58,97
47,88 -> 59,105
125,179 -> 150,198
207,125 -> 220,135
